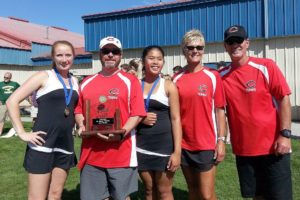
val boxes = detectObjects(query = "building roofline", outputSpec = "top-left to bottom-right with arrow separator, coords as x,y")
82,0 -> 218,20
0,30 -> 31,50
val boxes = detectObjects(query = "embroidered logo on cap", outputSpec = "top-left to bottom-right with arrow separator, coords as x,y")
228,26 -> 239,33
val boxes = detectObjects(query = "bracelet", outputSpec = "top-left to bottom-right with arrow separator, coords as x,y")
217,136 -> 226,143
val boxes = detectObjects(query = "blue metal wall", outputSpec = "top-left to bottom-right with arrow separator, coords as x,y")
31,43 -> 51,58
267,0 -> 300,37
32,56 -> 92,66
83,0 -> 264,51
0,43 -> 91,66
0,48 -> 31,65
83,0 -> 300,52
0,43 -> 51,66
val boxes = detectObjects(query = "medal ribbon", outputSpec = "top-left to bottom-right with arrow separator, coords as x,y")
54,68 -> 73,107
141,76 -> 160,111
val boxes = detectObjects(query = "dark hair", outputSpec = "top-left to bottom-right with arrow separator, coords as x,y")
141,45 -> 165,62
51,40 -> 75,68
217,61 -> 227,69
128,59 -> 139,71
120,63 -> 129,70
173,65 -> 183,72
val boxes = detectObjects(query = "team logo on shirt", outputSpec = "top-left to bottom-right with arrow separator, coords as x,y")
2,85 -> 15,94
108,88 -> 119,99
245,80 -> 256,92
198,84 -> 208,96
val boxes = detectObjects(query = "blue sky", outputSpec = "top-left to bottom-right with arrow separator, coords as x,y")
0,0 -> 175,34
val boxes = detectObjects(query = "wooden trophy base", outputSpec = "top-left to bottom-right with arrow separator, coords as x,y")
80,129 -> 126,137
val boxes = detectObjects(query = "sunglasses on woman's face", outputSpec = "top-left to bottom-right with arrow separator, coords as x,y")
185,45 -> 205,51
225,37 -> 245,45
101,48 -> 121,55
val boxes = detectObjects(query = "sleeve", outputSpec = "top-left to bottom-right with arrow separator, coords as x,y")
213,72 -> 226,108
129,77 -> 146,117
267,59 -> 291,101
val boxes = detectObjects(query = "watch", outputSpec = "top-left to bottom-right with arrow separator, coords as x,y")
217,136 -> 226,143
280,129 -> 291,138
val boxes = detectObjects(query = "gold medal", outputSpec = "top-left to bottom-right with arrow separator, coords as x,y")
64,107 -> 70,117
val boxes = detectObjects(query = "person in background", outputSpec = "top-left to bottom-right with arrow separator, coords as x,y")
120,63 -> 130,72
173,29 -> 226,200
216,61 -> 227,71
137,45 -> 182,199
0,72 -> 20,135
220,25 -> 292,200
6,40 -> 79,199
75,36 -> 146,200
172,65 -> 183,75
163,74 -> 172,81
127,59 -> 140,77
28,91 -> 38,124
172,66 -> 183,80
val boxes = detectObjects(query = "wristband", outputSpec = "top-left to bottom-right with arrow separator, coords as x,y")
217,136 -> 226,143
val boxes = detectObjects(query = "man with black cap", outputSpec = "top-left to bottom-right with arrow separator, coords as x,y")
220,25 -> 292,199
75,36 -> 146,200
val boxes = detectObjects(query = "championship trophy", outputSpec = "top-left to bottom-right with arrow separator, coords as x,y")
80,97 -> 126,136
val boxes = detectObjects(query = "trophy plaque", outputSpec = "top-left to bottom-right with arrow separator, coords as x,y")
81,98 -> 126,136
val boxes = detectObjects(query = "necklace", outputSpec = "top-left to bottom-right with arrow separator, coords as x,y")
141,76 -> 160,112
54,68 -> 73,117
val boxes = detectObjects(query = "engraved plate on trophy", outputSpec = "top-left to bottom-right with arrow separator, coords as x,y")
81,95 -> 125,136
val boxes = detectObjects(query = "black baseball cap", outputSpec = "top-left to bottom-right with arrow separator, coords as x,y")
224,25 -> 248,41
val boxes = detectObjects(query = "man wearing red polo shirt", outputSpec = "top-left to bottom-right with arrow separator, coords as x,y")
75,36 -> 146,200
220,25 -> 292,200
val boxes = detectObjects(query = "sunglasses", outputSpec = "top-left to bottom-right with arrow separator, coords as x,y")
225,37 -> 244,45
101,48 -> 121,55
185,45 -> 205,51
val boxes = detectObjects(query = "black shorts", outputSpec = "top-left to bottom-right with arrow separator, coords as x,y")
23,147 -> 77,174
181,149 -> 215,172
137,152 -> 170,171
236,154 -> 292,199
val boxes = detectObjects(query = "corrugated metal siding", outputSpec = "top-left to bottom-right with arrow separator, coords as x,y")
32,57 -> 92,66
0,63 -> 94,84
265,37 -> 300,106
0,64 -> 48,84
0,48 -> 31,65
31,43 -> 51,58
0,43 -> 51,66
268,0 -> 300,37
84,0 -> 264,52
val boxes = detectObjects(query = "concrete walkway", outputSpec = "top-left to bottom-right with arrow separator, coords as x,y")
291,121 -> 300,139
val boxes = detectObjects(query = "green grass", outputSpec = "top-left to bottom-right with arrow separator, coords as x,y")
0,122 -> 299,199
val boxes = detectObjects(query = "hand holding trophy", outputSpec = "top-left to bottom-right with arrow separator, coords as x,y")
80,99 -> 126,138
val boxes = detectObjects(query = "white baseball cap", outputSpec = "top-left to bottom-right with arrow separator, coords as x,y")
99,36 -> 122,49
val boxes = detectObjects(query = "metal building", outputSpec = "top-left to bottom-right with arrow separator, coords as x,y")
82,0 -> 300,119
0,17 -> 93,84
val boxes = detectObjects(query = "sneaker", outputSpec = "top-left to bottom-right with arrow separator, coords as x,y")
0,128 -> 16,138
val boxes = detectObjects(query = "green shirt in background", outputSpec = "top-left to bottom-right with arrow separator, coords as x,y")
0,81 -> 20,104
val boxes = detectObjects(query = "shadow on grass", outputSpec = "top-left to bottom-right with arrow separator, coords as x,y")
131,180 -> 188,200
62,180 -> 188,200
62,184 -> 80,200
